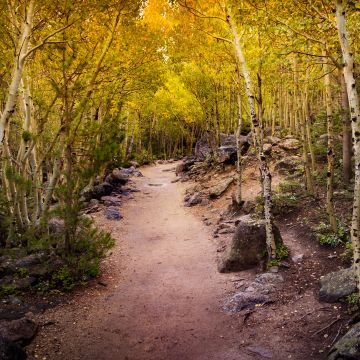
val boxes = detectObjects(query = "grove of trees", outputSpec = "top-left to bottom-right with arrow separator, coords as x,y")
1,0 -> 360,290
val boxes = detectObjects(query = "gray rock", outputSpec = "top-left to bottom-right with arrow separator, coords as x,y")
218,216 -> 283,273
215,135 -> 250,164
106,168 -> 129,185
319,267 -> 357,303
291,254 -> 304,263
100,196 -> 121,207
130,160 -> 140,168
255,273 -> 284,284
83,182 -> 113,201
223,292 -> 270,313
0,318 -> 37,345
246,346 -> 273,359
184,193 -> 203,207
105,207 -> 122,221
279,138 -> 302,151
175,158 -> 196,176
218,227 -> 235,234
0,336 -> 26,360
209,178 -> 234,198
14,255 -> 41,269
89,199 -> 100,206
328,321 -> 360,360
12,277 -> 36,290
274,156 -> 302,174
263,143 -> 272,155
194,132 -> 218,160
264,136 -> 281,145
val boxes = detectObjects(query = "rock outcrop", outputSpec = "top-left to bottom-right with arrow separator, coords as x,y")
319,267 -> 357,303
328,321 -> 360,360
218,215 -> 283,273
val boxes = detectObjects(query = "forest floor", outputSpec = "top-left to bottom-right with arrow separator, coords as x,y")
27,162 -> 350,360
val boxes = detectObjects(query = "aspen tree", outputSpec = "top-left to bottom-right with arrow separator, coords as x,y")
335,0 -> 360,288
227,7 -> 276,259
323,50 -> 337,232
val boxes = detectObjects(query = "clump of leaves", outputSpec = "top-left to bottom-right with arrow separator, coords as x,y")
16,267 -> 29,278
0,285 -> 17,297
346,293 -> 359,313
313,221 -> 348,247
267,243 -> 290,268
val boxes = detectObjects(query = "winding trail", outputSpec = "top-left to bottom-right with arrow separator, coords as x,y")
29,163 -> 253,360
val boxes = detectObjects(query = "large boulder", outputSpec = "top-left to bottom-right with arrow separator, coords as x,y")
218,215 -> 283,273
100,196 -> 121,207
175,158 -> 196,176
194,132 -> 218,160
0,318 -> 37,346
82,182 -> 113,201
264,136 -> 281,145
209,177 -> 234,198
216,135 -> 250,164
328,322 -> 360,360
223,273 -> 283,313
0,336 -> 26,360
105,168 -> 129,186
279,138 -> 302,151
319,268 -> 357,303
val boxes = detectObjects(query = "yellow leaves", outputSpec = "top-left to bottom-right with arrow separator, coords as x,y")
141,0 -> 177,33
152,72 -> 202,124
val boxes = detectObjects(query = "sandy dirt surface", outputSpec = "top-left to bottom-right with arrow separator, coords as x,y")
27,162 -> 347,360
27,163 -> 256,360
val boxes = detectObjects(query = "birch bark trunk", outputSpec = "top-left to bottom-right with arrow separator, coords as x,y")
0,0 -> 35,145
335,0 -> 360,288
227,8 -> 276,259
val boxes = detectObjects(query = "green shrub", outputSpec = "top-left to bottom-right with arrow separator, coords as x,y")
16,267 -> 29,278
272,194 -> 298,215
277,181 -> 303,193
0,285 -> 17,297
313,221 -> 348,247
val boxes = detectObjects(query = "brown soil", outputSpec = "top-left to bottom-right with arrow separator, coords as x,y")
27,162 -> 350,360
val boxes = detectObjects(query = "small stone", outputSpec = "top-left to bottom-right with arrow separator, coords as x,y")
105,207 -> 122,221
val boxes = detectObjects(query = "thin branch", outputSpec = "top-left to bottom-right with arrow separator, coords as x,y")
24,20 -> 78,59
196,28 -> 232,43
272,17 -> 325,45
179,1 -> 227,23
278,50 -> 328,58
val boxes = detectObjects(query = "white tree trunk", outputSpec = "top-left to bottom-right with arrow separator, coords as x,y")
0,0 -> 34,144
335,0 -> 360,288
227,8 -> 276,259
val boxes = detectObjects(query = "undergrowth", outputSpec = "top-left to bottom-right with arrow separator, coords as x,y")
312,221 -> 348,247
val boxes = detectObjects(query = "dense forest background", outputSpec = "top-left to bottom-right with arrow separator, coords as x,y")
1,0 -> 360,290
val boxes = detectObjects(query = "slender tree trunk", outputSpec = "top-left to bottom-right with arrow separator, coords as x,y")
227,8 -> 276,260
324,51 -> 337,232
0,0 -> 34,145
301,68 -> 315,195
335,0 -> 360,290
340,72 -> 353,185
235,88 -> 243,205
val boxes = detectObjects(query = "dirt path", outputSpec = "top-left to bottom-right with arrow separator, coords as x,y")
28,163 -> 255,360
